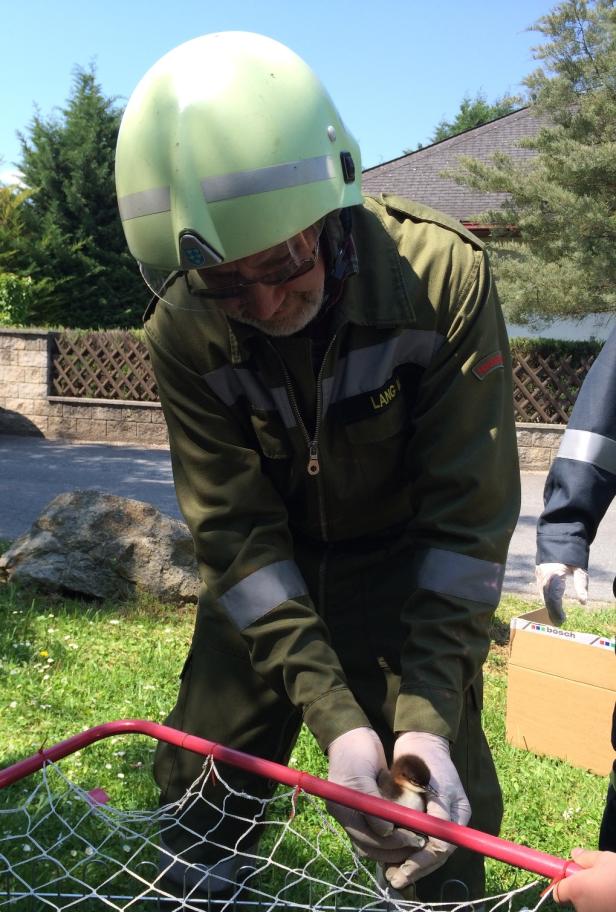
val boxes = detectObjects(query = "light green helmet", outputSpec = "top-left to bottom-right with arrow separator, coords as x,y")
115,31 -> 363,275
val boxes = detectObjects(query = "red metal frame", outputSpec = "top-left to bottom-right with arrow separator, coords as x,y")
0,719 -> 580,884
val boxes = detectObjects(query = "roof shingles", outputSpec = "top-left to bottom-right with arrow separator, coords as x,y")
361,107 -> 550,222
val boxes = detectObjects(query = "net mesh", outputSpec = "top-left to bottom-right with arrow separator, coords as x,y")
0,756 -> 553,912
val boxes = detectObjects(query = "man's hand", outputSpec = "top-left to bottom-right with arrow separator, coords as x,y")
381,731 -> 471,889
326,727 -> 426,863
535,562 -> 588,626
553,848 -> 616,912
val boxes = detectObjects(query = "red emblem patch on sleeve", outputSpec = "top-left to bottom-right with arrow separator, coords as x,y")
472,351 -> 504,380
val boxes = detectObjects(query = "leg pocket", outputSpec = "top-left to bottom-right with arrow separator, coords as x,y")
452,674 -> 503,834
417,674 -> 503,903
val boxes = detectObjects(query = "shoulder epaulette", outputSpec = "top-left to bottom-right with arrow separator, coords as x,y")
364,193 -> 485,251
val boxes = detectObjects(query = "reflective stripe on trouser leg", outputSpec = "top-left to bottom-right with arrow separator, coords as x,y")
154,588 -> 302,867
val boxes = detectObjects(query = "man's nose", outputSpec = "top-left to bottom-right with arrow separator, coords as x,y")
246,283 -> 286,320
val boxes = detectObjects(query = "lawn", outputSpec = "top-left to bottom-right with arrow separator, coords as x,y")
0,568 -> 613,911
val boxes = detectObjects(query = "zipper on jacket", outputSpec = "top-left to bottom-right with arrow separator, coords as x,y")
271,334 -> 337,477
268,335 -> 337,541
307,443 -> 320,476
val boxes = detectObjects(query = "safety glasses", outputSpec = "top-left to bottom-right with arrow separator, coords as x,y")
184,220 -> 324,301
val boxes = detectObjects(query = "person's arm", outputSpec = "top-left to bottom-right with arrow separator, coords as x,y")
554,849 -> 616,912
383,245 -> 520,888
537,330 -> 616,624
396,247 -> 520,741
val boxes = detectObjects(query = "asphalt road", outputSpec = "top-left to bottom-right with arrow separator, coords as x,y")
1,434 -> 615,603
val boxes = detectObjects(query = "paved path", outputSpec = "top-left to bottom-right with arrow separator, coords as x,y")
1,435 -> 614,602
0,435 -> 181,533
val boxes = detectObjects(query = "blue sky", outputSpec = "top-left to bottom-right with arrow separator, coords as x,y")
1,0 -> 555,183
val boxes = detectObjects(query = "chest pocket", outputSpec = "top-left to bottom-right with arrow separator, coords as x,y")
250,409 -> 291,459
344,383 -> 408,443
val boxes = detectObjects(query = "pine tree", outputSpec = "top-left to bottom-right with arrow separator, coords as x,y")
451,0 -> 616,325
429,93 -> 522,144
14,67 -> 146,328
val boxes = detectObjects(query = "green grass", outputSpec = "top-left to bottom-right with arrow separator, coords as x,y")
482,596 -> 614,908
0,585 -> 190,807
0,578 -> 613,910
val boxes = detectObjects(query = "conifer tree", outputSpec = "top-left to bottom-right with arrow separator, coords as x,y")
429,93 -> 522,144
14,67 -> 145,328
451,0 -> 616,325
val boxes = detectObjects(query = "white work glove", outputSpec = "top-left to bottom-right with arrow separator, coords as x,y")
381,732 -> 471,890
327,727 -> 426,863
535,562 -> 588,626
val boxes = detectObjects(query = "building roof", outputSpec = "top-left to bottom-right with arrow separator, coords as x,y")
361,107 -> 550,224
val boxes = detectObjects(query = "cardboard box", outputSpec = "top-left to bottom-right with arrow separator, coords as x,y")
506,608 -> 616,775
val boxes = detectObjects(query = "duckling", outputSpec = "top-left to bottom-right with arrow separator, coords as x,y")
377,754 -> 436,813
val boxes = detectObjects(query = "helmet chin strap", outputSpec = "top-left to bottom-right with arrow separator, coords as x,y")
324,207 -> 356,290
306,208 -> 356,328
329,208 -> 355,280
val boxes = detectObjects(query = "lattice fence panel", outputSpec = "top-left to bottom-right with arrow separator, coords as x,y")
511,349 -> 597,424
49,331 -> 599,422
50,333 -> 158,402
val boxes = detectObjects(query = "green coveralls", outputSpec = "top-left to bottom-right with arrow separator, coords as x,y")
145,195 -> 521,902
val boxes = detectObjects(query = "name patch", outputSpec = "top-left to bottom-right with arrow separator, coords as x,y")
370,376 -> 402,411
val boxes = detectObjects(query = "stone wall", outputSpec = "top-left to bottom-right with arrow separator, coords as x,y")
0,329 -> 168,445
0,329 -> 565,464
516,422 -> 565,471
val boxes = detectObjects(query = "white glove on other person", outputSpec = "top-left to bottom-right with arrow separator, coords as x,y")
327,727 -> 426,863
381,731 -> 471,890
535,562 -> 588,626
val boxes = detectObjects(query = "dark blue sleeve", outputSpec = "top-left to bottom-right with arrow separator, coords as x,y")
536,330 -> 616,568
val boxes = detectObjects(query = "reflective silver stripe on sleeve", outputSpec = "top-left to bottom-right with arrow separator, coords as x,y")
219,560 -> 309,630
118,187 -> 171,221
204,365 -> 296,428
202,156 -> 336,203
558,428 -> 616,475
327,330 -> 444,408
414,548 -> 505,607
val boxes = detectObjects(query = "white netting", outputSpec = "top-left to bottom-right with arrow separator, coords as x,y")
0,757 -> 553,912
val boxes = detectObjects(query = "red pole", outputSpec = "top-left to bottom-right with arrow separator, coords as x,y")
0,719 -> 580,883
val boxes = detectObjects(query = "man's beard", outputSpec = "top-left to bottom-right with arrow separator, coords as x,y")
230,289 -> 324,337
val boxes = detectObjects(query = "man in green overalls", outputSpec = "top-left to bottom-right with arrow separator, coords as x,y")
115,31 -> 520,904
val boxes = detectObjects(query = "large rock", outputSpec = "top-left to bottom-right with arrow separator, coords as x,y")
0,490 -> 199,604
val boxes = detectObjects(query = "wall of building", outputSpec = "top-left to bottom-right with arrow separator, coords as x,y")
0,329 -> 563,467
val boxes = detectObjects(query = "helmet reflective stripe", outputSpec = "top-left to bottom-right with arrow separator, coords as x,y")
118,156 -> 336,220
115,32 -> 363,272
202,155 -> 336,203
118,187 -> 171,222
